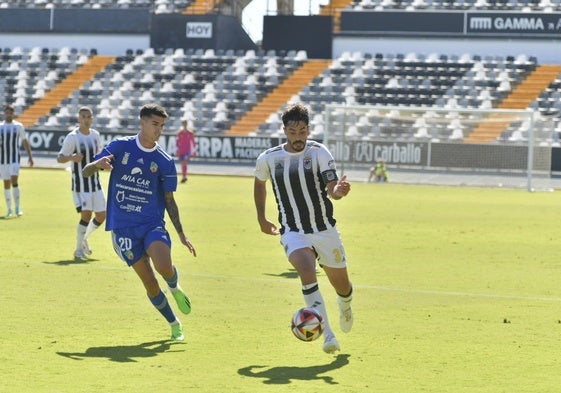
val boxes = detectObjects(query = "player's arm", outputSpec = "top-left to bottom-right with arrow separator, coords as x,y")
82,154 -> 114,178
164,191 -> 196,256
326,175 -> 350,200
21,138 -> 33,167
57,135 -> 83,164
254,177 -> 279,235
57,152 -> 83,164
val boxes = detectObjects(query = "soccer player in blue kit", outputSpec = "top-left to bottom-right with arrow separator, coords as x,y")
82,103 -> 196,341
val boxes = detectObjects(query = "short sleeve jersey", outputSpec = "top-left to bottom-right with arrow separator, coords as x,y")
96,135 -> 178,230
0,120 -> 26,165
254,140 -> 338,234
58,127 -> 103,192
176,129 -> 195,156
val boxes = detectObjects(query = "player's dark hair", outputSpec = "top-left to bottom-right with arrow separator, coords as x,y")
140,103 -> 168,119
282,103 -> 309,127
4,104 -> 14,112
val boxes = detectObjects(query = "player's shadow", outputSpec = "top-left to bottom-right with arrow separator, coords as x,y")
56,340 -> 184,362
264,270 -> 299,279
42,258 -> 99,266
264,267 -> 322,280
238,354 -> 350,384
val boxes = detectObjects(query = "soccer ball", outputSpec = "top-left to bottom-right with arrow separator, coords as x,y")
291,307 -> 325,342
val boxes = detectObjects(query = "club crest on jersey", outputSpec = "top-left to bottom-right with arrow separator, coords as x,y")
122,152 -> 130,165
304,156 -> 312,170
125,250 -> 134,261
150,162 -> 158,173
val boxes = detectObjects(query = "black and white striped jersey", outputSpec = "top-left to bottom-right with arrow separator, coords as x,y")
58,127 -> 103,193
255,140 -> 339,234
0,120 -> 26,165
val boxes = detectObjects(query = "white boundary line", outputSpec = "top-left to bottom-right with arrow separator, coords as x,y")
189,273 -> 561,303
32,263 -> 561,304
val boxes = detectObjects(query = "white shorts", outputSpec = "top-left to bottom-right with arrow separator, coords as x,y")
73,189 -> 106,213
280,226 -> 347,268
0,163 -> 20,180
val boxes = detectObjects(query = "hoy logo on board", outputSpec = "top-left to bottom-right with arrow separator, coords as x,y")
186,22 -> 213,38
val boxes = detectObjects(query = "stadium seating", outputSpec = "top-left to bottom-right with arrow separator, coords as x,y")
348,0 -> 561,11
0,0 -> 193,11
1,45 -> 560,145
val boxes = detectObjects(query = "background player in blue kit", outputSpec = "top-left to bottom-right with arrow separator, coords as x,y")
82,103 -> 196,341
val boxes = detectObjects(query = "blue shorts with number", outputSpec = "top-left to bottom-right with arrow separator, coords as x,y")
111,224 -> 172,266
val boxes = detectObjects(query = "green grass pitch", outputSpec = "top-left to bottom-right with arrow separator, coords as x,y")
2,168 -> 561,392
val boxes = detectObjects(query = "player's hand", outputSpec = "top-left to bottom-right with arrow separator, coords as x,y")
179,232 -> 197,257
95,154 -> 114,171
333,175 -> 351,198
259,218 -> 280,236
72,153 -> 84,163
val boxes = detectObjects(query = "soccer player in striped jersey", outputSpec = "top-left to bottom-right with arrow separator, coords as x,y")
82,103 -> 196,342
0,104 -> 34,217
57,106 -> 106,260
254,103 -> 354,354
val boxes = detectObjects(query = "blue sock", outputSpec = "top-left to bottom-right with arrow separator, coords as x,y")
149,290 -> 176,324
164,266 -> 179,290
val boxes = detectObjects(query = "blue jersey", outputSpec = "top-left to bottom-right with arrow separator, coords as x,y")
96,135 -> 177,230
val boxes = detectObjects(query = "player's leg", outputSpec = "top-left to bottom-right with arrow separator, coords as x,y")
180,156 -> 187,182
131,255 -> 184,341
3,179 -> 12,216
316,228 -> 354,334
83,191 -> 106,255
288,245 -> 339,353
75,210 -> 92,260
112,229 -> 183,341
323,265 -> 354,333
11,172 -> 23,215
146,231 -> 191,315
2,164 -> 13,216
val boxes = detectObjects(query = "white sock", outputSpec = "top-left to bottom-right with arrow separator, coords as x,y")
302,282 -> 333,338
76,222 -> 87,251
338,287 -> 353,306
4,189 -> 12,211
12,186 -> 20,211
84,219 -> 100,240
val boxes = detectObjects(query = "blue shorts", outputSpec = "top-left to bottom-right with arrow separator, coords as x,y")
111,224 -> 172,266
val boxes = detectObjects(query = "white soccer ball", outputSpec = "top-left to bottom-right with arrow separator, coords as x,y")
291,307 -> 325,342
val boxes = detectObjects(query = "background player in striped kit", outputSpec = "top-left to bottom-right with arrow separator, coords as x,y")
253,103 -> 354,354
0,104 -> 34,217
57,106 -> 106,260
